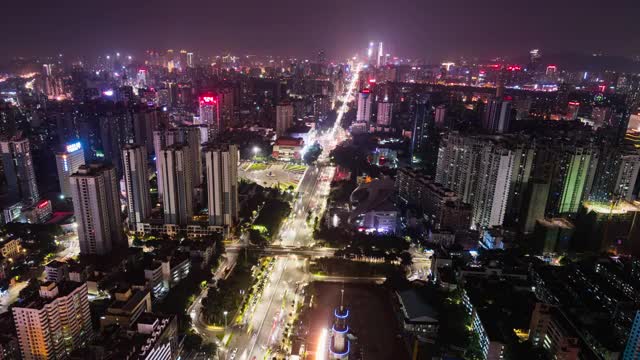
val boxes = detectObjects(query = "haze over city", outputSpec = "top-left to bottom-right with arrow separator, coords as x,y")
2,0 -> 640,61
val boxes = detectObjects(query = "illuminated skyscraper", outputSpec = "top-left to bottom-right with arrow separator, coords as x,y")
55,141 -> 85,199
159,144 -> 194,225
203,143 -> 239,227
276,100 -> 294,136
356,89 -> 372,124
377,42 -> 384,67
70,163 -> 123,255
367,42 -> 374,64
0,136 -> 39,204
123,144 -> 152,230
198,93 -> 222,139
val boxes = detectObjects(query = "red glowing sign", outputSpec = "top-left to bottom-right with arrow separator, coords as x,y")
568,101 -> 580,106
362,89 -> 371,94
199,95 -> 217,105
368,79 -> 377,84
37,200 -> 49,209
506,65 -> 522,71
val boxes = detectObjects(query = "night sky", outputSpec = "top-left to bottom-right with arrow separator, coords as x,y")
2,0 -> 638,61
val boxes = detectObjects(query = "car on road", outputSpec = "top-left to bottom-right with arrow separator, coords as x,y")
229,348 -> 238,360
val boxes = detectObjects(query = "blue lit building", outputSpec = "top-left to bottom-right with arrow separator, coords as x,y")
330,299 -> 350,360
623,311 -> 640,360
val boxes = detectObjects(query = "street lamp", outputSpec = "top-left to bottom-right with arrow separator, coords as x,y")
223,311 -> 228,329
252,146 -> 260,161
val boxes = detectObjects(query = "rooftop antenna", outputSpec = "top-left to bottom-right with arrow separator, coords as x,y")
340,286 -> 345,311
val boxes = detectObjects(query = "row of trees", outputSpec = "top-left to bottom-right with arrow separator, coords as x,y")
201,252 -> 259,325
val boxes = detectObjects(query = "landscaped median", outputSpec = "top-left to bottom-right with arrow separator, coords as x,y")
237,256 -> 275,326
201,255 -> 275,329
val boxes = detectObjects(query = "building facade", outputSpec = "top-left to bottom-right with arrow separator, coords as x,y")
70,163 -> 123,255
123,144 -> 152,231
0,136 -> 39,204
203,143 -> 238,227
12,282 -> 93,360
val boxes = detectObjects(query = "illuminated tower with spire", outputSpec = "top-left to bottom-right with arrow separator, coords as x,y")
329,289 -> 350,360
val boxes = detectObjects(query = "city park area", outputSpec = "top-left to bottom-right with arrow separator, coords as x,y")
238,160 -> 307,192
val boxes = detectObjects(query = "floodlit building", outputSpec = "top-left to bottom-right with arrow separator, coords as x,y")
55,141 -> 85,199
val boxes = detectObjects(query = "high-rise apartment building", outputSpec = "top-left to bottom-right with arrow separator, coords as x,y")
70,163 -> 123,255
558,146 -> 597,214
436,133 -> 515,228
589,147 -> 640,202
204,143 -> 239,227
482,98 -> 513,134
198,93 -> 221,139
377,100 -> 392,126
55,141 -> 85,199
159,144 -> 194,225
276,100 -> 294,136
123,144 -> 152,231
0,136 -> 39,204
12,281 -> 93,360
434,105 -> 447,128
356,89 -> 372,123
153,126 -> 202,198
472,145 -> 514,228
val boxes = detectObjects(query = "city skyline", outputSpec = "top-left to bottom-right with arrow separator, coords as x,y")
2,0 -> 639,62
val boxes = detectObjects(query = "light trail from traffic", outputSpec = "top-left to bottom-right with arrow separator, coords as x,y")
332,62 -> 362,135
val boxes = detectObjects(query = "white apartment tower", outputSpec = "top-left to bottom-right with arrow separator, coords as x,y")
123,144 -> 152,230
204,143 -> 239,227
159,144 -> 194,225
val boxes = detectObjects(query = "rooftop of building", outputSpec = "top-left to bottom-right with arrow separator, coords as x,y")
14,281 -> 86,310
72,162 -> 114,177
107,288 -> 150,314
275,136 -> 304,146
396,289 -> 439,324
350,177 -> 397,217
